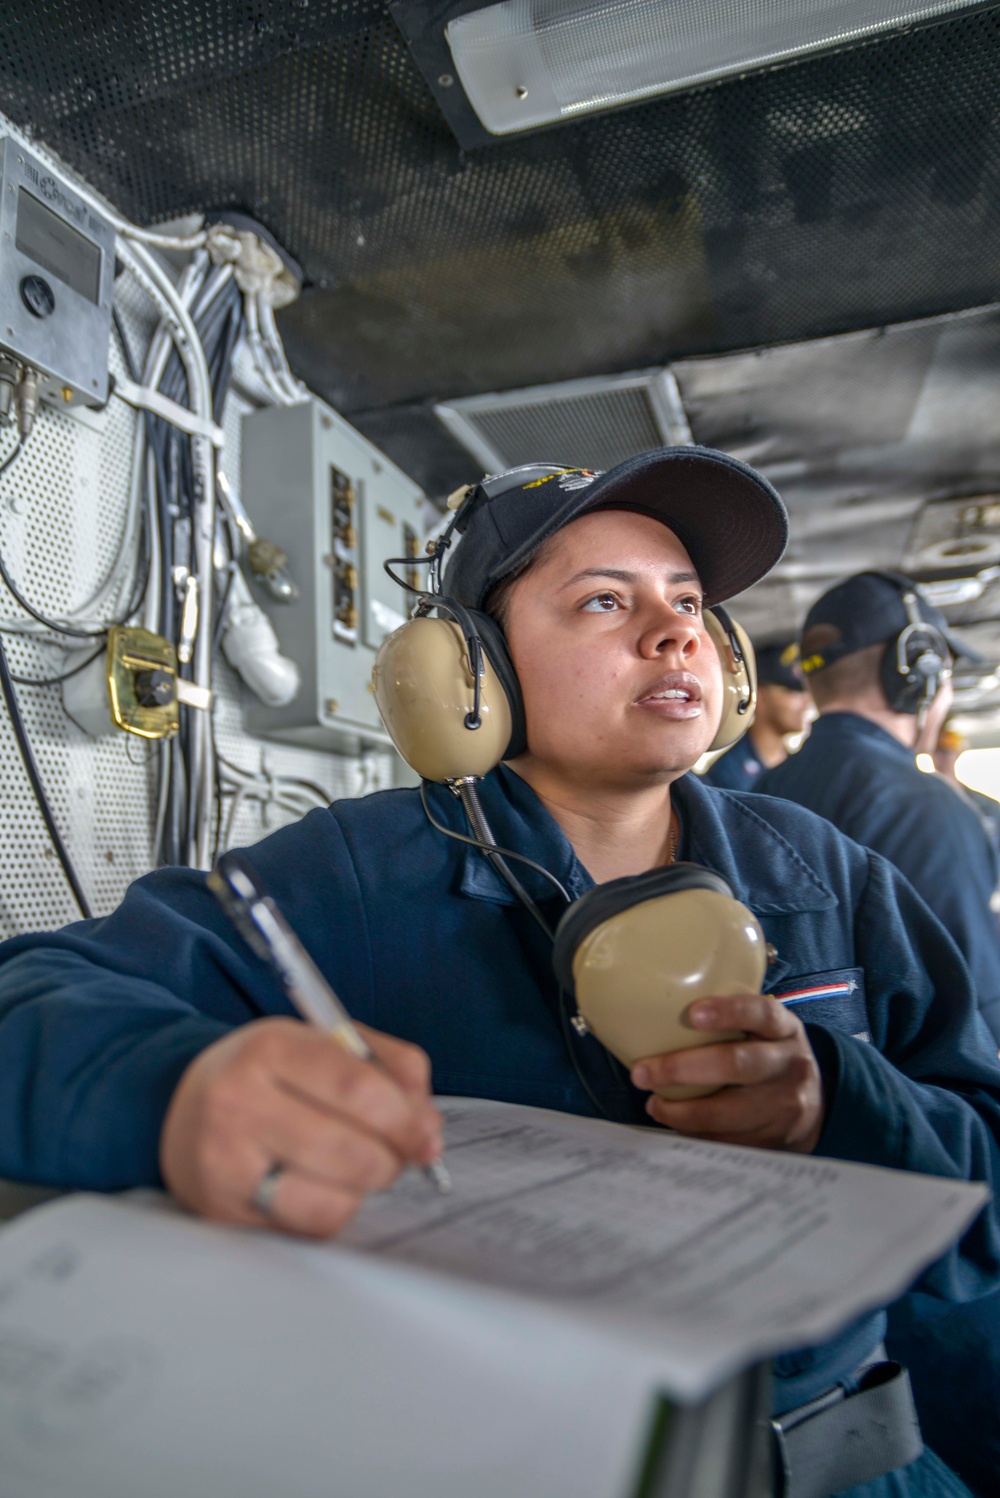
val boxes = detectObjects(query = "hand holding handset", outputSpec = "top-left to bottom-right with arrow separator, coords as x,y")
552,864 -> 767,1100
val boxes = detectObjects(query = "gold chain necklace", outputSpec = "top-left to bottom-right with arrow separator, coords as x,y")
666,809 -> 679,865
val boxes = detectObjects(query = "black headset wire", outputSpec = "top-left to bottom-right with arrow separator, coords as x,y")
0,434 -> 105,639
419,780 -> 569,934
11,643 -> 107,688
420,779 -> 616,1119
0,629 -> 93,920
458,791 -> 613,1120
555,983 -> 615,1121
0,437 -> 26,480
0,428 -> 151,642
0,415 -> 152,915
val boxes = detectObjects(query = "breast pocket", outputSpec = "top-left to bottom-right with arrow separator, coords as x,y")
772,968 -> 870,1042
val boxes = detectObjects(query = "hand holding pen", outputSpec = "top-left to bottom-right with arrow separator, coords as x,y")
208,851 -> 451,1199
159,857 -> 447,1236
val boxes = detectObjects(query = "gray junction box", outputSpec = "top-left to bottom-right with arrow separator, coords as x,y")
239,399 -> 426,753
0,138 -> 114,407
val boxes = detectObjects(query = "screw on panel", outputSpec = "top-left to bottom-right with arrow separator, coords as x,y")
438,74 -> 454,88
324,699 -> 339,715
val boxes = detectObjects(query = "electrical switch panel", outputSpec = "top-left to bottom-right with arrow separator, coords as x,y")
0,138 -> 114,409
239,398 -> 427,753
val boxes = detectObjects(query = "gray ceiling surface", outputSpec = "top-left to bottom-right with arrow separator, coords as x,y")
3,2 -> 1000,717
686,306 -> 1000,723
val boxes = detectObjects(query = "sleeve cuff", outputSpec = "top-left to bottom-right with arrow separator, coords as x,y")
805,1021 -> 906,1167
62,1016 -> 230,1190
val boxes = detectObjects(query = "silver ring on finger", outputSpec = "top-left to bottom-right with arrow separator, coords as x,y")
251,1162 -> 284,1219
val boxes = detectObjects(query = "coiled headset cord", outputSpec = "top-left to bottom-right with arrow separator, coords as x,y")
419,777 -> 615,1120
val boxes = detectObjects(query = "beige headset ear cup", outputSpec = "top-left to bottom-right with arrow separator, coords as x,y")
372,616 -> 513,782
705,611 -> 756,755
572,888 -> 767,1100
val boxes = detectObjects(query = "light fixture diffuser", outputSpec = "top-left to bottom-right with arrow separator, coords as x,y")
438,0 -> 979,136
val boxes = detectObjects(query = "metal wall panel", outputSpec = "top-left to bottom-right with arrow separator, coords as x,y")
0,276 -> 393,940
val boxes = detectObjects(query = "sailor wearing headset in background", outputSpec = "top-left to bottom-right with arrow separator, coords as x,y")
700,638 -> 812,790
757,571 -> 1000,1494
0,449 -> 998,1497
757,571 -> 1000,1047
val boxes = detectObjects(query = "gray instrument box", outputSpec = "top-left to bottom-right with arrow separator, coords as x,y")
239,399 -> 426,752
0,139 -> 114,406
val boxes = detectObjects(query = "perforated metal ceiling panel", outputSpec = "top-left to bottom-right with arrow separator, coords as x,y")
2,0 -> 1000,468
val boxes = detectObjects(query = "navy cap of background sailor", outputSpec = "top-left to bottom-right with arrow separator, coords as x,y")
755,641 -> 807,692
800,570 -> 985,675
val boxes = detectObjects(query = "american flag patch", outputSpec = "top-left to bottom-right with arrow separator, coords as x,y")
779,979 -> 858,1005
773,970 -> 870,1043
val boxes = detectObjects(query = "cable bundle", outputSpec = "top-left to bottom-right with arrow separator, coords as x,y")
0,129 -> 313,913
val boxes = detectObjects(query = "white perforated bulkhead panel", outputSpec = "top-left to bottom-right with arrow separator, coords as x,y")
0,281 -> 394,940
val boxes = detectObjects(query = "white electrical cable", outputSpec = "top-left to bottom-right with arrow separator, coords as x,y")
117,238 -> 217,869
218,760 -> 329,853
215,466 -> 256,546
220,569 -> 301,708
0,120 -> 208,250
131,252 -> 212,636
244,294 -> 298,407
114,378 -> 225,446
256,297 -> 307,404
141,448 -> 161,634
191,262 -> 235,321
59,252 -> 213,636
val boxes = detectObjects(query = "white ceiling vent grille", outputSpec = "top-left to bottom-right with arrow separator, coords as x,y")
436,369 -> 692,474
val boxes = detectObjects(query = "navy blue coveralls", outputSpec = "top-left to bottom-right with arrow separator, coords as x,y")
0,767 -> 998,1493
760,711 -> 1000,1491
757,712 -> 1000,1045
700,731 -> 765,790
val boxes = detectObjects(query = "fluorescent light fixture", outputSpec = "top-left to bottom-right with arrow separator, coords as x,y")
430,0 -> 978,137
918,566 -> 1000,607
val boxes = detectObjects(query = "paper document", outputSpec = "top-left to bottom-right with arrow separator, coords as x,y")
0,1098 -> 988,1498
341,1098 -> 987,1381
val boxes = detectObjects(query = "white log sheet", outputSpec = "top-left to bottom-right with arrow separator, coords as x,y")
341,1098 -> 987,1376
0,1099 -> 988,1498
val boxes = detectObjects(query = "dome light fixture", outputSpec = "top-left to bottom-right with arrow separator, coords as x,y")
393,0 -> 979,147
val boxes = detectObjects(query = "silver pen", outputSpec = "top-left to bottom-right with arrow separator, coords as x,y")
208,850 -> 451,1195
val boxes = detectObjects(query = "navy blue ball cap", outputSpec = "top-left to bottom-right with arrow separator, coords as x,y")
441,446 -> 788,610
800,570 -> 985,674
